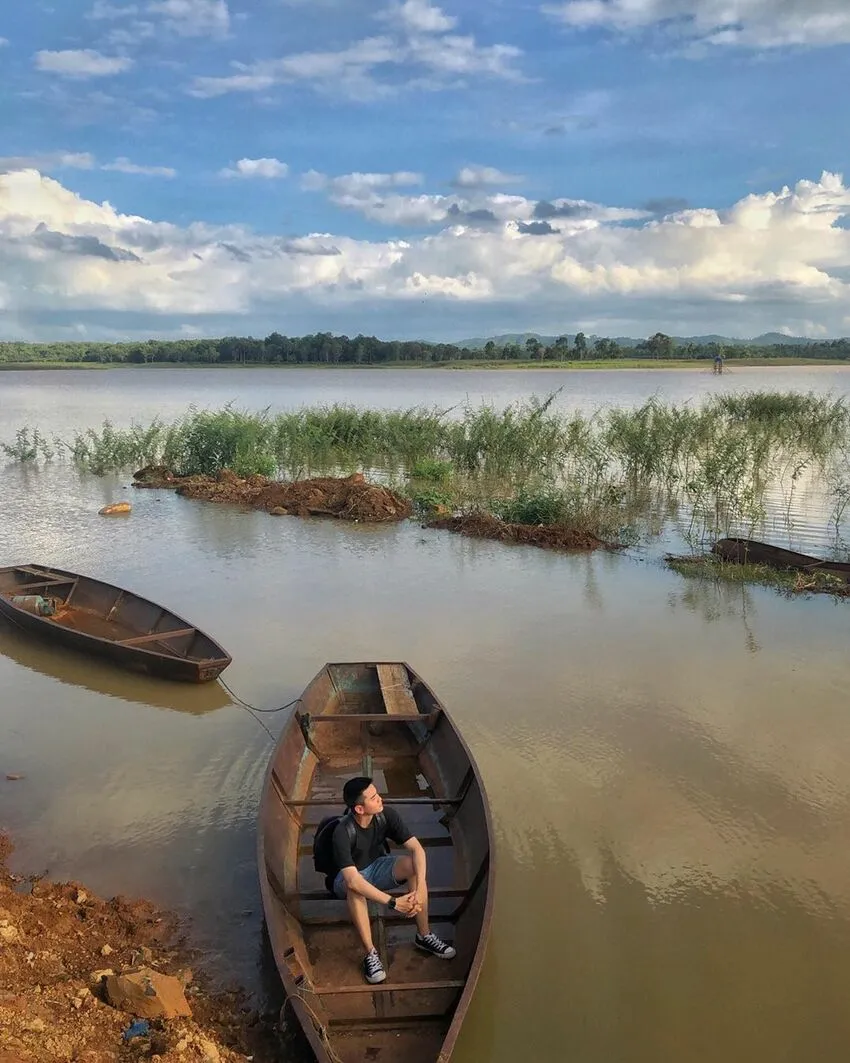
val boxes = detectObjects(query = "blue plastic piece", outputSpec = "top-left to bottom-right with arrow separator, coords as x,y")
123,1019 -> 150,1041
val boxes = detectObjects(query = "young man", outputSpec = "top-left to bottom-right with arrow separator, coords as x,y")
332,775 -> 456,985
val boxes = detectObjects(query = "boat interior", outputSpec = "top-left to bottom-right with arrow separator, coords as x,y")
260,662 -> 490,1063
0,564 -> 218,661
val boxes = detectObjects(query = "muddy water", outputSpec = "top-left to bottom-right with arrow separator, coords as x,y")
2,369 -> 850,1062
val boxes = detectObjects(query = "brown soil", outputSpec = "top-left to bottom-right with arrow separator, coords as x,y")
0,833 -> 283,1063
426,512 -> 614,551
133,468 -> 411,523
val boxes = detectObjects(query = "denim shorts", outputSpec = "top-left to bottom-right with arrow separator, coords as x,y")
332,854 -> 401,899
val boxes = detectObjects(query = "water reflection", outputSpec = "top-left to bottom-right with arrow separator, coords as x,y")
0,621 -> 231,714
665,575 -> 762,654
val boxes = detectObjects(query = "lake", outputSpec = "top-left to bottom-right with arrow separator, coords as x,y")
2,366 -> 850,1062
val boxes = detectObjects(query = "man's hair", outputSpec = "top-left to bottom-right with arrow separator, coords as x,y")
343,776 -> 373,809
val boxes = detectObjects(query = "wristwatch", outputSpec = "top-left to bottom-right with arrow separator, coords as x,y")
387,896 -> 397,910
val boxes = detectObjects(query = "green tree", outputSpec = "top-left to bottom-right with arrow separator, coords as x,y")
645,332 -> 674,359
525,337 -> 542,360
574,332 -> 587,359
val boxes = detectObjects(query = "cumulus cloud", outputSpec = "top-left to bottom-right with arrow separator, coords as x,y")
102,157 -> 177,176
34,49 -> 134,78
1,168 -> 849,338
385,0 -> 458,34
0,152 -> 95,174
189,0 -> 520,98
518,220 -> 560,235
452,165 -> 524,188
147,0 -> 230,37
87,1 -> 140,17
219,157 -> 289,179
0,38 -> 9,47
542,0 -> 850,49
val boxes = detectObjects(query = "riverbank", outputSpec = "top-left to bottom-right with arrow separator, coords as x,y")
0,832 -> 283,1063
1,357 -> 848,372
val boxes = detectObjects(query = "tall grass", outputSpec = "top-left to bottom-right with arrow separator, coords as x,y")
5,391 -> 850,543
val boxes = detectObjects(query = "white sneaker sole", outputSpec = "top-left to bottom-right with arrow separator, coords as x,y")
415,941 -> 456,960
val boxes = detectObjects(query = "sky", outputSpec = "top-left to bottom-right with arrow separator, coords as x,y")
1,0 -> 849,343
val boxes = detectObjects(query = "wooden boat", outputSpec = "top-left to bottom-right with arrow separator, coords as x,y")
0,564 -> 231,682
712,538 -> 850,582
258,662 -> 494,1063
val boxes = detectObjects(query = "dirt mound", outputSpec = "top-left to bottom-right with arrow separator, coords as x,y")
0,832 -> 282,1063
427,512 -> 612,552
132,469 -> 411,523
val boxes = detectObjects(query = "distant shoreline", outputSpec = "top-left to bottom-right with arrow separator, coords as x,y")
1,357 -> 849,372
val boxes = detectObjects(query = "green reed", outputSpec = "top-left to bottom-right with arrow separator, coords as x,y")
5,391 -> 850,543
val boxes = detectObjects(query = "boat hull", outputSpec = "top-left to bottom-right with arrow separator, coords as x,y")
258,662 -> 494,1063
0,564 -> 231,683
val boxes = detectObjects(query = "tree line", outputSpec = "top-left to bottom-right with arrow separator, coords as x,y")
1,331 -> 849,365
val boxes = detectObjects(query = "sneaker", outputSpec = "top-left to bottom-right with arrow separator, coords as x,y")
363,948 -> 387,984
415,932 -> 456,960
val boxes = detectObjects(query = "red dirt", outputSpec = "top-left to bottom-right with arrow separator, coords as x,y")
427,512 -> 613,552
133,468 -> 412,523
0,833 -> 283,1063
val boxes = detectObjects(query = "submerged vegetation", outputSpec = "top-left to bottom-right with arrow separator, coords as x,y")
665,554 -> 850,597
3,391 -> 850,547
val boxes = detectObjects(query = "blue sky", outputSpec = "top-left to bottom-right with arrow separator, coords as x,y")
1,0 -> 849,342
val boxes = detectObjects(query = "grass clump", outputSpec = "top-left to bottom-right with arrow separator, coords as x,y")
666,554 -> 850,597
1,427 -> 54,462
408,458 -> 454,484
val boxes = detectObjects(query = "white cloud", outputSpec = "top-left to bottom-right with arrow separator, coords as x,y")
34,49 -> 134,78
87,1 -> 140,18
385,0 -> 458,33
146,0 -> 230,37
543,0 -> 850,48
219,157 -> 289,179
303,170 -> 423,195
1,169 -> 848,338
0,38 -> 9,47
453,165 -> 524,188
0,152 -> 95,173
102,157 -> 177,176
189,1 -> 521,98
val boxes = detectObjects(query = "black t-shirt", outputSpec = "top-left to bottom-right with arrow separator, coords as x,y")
332,807 -> 412,872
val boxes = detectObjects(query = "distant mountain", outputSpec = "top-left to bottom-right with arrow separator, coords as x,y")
459,332 -> 822,350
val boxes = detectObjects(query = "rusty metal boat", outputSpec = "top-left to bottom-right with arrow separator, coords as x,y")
712,538 -> 850,582
0,563 -> 231,682
258,662 -> 494,1063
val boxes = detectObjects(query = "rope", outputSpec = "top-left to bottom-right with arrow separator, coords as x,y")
284,989 -> 346,1063
217,675 -> 300,743
2,603 -> 295,744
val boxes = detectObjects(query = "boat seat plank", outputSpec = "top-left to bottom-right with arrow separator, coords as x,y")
287,887 -> 466,902
282,796 -> 460,807
304,713 -> 432,724
119,627 -> 196,646
376,663 -> 418,716
313,979 -> 464,996
5,578 -> 76,593
299,833 -> 454,858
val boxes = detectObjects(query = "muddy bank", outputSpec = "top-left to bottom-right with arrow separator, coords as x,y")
133,468 -> 411,523
426,512 -> 613,552
0,833 -> 283,1063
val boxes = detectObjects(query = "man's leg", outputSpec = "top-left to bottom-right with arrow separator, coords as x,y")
345,889 -> 375,952
392,854 -> 456,959
393,854 -> 430,936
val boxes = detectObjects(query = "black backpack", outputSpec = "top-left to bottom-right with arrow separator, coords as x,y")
313,810 -> 388,877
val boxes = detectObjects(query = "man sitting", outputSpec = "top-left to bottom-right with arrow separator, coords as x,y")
331,775 -> 456,984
